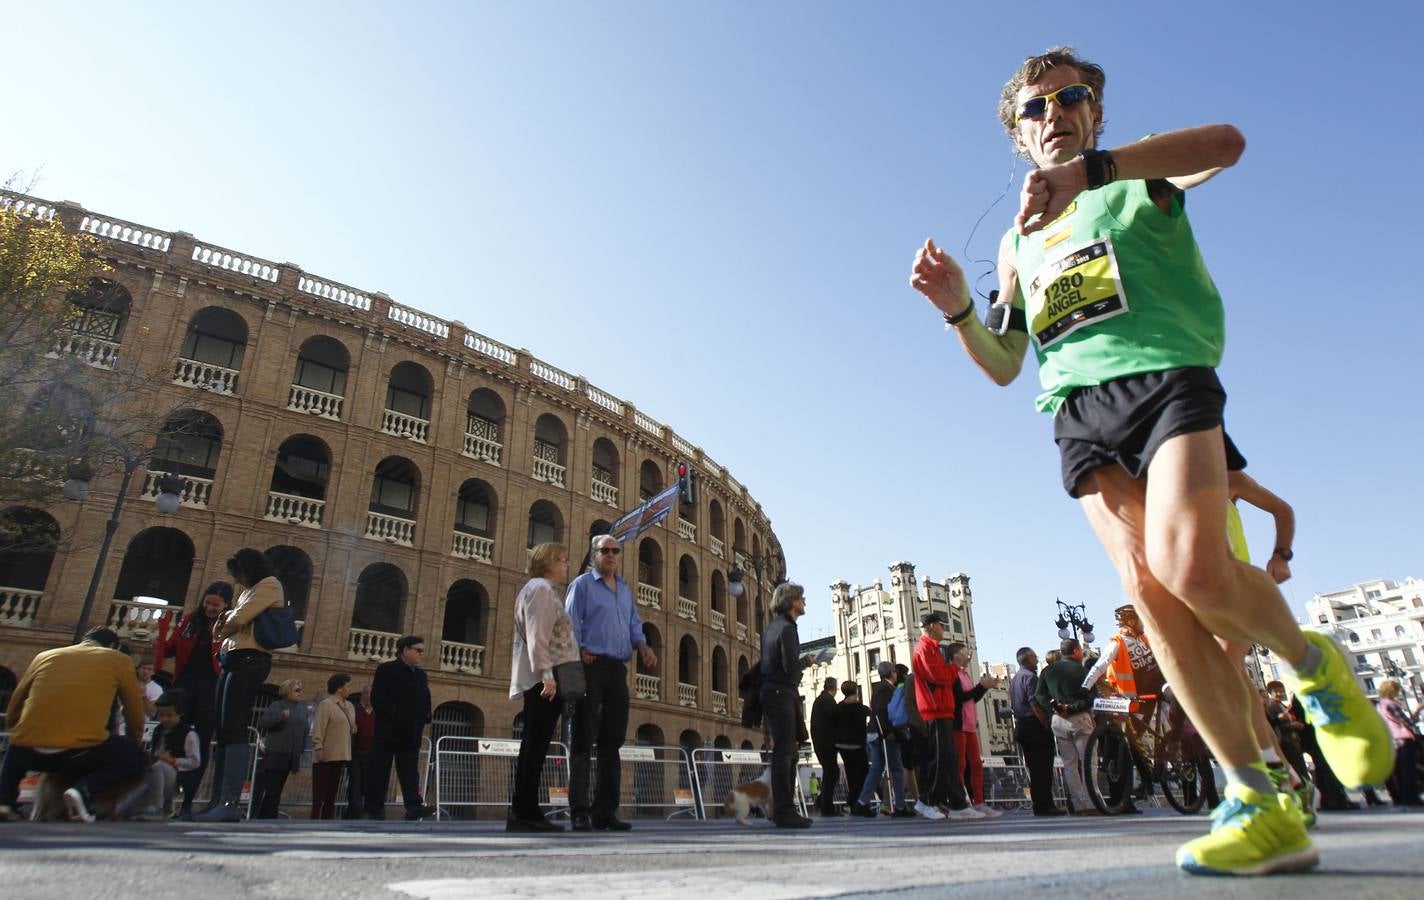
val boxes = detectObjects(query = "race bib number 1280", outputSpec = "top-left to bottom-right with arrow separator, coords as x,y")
1026,237 -> 1128,349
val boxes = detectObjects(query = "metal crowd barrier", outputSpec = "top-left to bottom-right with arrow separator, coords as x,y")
432,736 -> 568,821
613,744 -> 698,820
693,748 -> 807,820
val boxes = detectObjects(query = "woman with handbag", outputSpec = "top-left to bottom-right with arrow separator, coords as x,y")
196,548 -> 282,822
251,678 -> 311,818
507,542 -> 578,832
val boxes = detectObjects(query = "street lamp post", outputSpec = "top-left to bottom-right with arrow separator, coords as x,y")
65,456 -> 183,644
727,552 -> 783,632
1054,598 -> 1096,645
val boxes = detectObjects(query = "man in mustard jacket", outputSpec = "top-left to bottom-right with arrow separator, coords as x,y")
0,628 -> 147,821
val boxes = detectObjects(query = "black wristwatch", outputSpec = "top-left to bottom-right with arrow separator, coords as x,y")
1273,547 -> 1294,562
1080,148 -> 1117,190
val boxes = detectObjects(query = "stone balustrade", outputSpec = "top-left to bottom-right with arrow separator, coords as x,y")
142,471 -> 213,509
591,479 -> 617,507
634,410 -> 664,438
173,357 -> 239,395
105,599 -> 179,641
192,243 -> 280,282
736,622 -> 748,642
78,213 -> 170,250
532,457 -> 566,486
451,531 -> 494,563
388,302 -> 450,338
264,491 -> 325,528
636,583 -> 662,610
0,587 -> 42,627
677,519 -> 696,541
463,332 -> 516,365
2,194 -> 57,221
709,609 -> 726,633
51,332 -> 119,370
439,640 -> 485,674
712,690 -> 728,716
635,674 -> 660,701
381,409 -> 429,443
677,595 -> 697,621
671,434 -> 697,457
287,383 -> 344,420
710,537 -> 724,558
586,385 -> 623,415
530,359 -> 575,391
365,510 -> 416,546
678,682 -> 698,709
462,431 -> 502,464
297,275 -> 372,311
349,627 -> 401,660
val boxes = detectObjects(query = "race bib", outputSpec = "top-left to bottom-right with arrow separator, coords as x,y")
1026,236 -> 1128,349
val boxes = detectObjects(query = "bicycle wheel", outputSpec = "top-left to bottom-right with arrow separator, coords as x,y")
1157,756 -> 1206,814
1084,722 -> 1132,815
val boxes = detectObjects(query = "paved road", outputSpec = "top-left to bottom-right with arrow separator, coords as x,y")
1,807 -> 1420,899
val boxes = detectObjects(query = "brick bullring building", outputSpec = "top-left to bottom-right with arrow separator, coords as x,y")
0,193 -> 785,760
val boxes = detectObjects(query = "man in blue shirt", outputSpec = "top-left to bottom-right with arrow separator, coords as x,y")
1009,646 -> 1062,816
564,534 -> 657,831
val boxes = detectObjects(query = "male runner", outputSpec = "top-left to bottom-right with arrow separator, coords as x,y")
909,47 -> 1391,875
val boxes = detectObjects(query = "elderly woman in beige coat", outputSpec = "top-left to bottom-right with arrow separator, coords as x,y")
506,542 -> 579,832
195,548 -> 282,822
311,673 -> 357,819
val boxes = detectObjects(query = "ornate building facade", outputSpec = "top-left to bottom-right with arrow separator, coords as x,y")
796,562 -> 1014,759
0,193 -> 785,753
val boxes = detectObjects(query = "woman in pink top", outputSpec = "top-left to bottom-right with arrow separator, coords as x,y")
1376,681 -> 1420,808
950,642 -> 1001,817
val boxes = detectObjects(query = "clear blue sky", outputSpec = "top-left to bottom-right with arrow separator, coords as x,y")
6,2 -> 1420,666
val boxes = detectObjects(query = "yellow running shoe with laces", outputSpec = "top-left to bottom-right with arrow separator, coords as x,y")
1286,630 -> 1394,788
1175,785 -> 1317,876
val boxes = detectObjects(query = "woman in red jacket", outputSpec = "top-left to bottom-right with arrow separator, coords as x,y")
154,580 -> 231,818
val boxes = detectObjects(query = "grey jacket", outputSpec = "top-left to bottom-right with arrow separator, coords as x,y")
259,698 -> 312,772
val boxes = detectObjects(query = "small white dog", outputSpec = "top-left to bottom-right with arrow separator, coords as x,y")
722,769 -> 772,825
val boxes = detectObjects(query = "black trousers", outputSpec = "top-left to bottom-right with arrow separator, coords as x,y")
511,686 -> 564,818
760,683 -> 799,818
569,657 -> 629,818
344,749 -> 370,817
0,735 -> 146,808
365,741 -> 424,816
925,717 -> 968,809
812,743 -> 840,812
251,755 -> 293,819
1015,716 -> 1058,812
840,745 -> 869,808
173,668 -> 216,811
214,650 -> 271,745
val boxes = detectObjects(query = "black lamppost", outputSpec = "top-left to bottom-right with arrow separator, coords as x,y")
1054,598 -> 1096,645
64,455 -> 183,644
727,552 -> 784,632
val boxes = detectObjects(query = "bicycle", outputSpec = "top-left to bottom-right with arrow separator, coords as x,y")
1083,692 -> 1206,816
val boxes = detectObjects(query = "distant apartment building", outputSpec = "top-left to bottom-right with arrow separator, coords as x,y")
1305,577 -> 1424,705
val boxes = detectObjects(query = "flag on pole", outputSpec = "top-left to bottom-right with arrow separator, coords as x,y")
608,482 -> 680,545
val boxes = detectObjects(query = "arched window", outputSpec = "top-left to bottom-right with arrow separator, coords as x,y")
432,701 -> 484,743
527,500 -> 563,549
454,479 -> 495,536
442,579 -> 489,669
639,624 -> 662,677
678,555 -> 699,602
264,546 -> 312,626
638,538 -> 663,590
733,517 -> 747,554
112,528 -> 195,636
60,279 -> 131,369
532,414 -> 568,486
710,570 -> 726,615
712,647 -> 729,694
351,563 -> 406,636
0,508 -> 60,601
175,307 -> 247,394
679,635 -> 701,687
464,388 -> 505,464
151,410 -> 223,479
367,459 -> 419,543
289,336 -> 349,419
639,459 -> 664,502
382,362 -> 433,442
591,438 -> 620,506
264,435 -> 330,528
709,499 -> 726,548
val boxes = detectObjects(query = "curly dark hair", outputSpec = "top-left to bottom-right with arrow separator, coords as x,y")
998,46 -> 1106,157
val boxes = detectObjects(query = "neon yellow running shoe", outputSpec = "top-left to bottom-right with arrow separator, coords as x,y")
1175,785 -> 1317,876
1286,630 -> 1393,788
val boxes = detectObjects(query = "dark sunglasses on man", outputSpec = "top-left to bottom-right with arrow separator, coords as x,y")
1016,83 -> 1094,122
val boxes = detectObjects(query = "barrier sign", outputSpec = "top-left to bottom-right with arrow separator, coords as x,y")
477,739 -> 522,756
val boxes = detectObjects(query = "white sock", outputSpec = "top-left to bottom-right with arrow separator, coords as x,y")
1261,746 -> 1282,765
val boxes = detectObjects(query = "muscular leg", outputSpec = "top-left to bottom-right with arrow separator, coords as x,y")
1077,446 -> 1262,769
1221,639 -> 1279,756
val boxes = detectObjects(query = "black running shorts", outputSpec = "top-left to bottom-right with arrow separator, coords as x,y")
1054,367 -> 1246,498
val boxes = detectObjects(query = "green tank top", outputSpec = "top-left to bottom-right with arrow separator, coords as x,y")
1008,178 -> 1226,413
